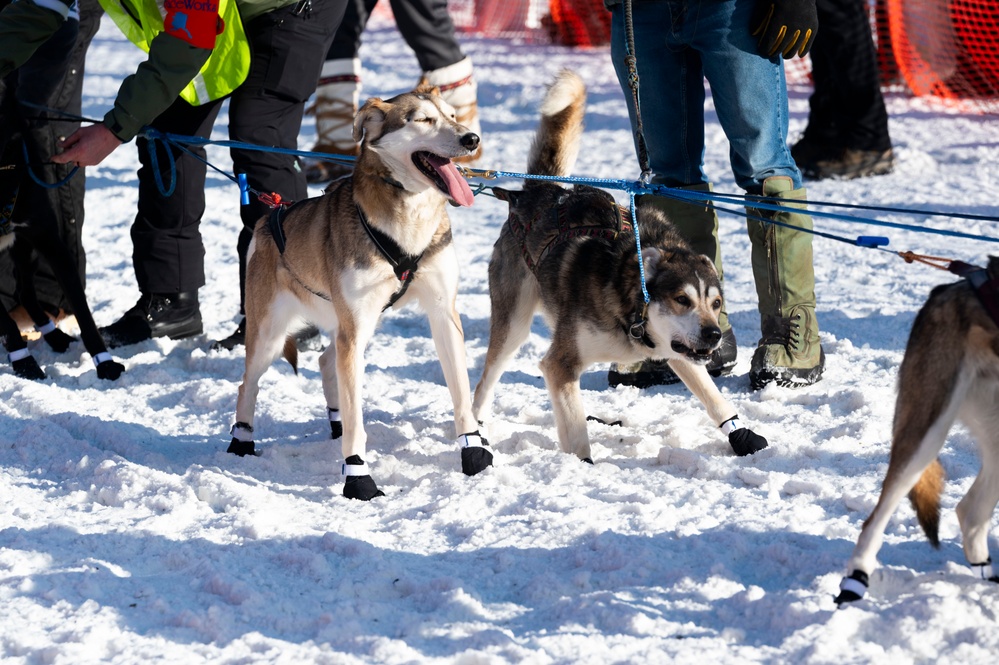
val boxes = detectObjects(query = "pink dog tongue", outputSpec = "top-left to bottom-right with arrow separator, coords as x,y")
425,153 -> 475,207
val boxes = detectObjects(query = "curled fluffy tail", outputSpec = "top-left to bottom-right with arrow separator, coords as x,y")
909,458 -> 945,547
527,70 -> 587,179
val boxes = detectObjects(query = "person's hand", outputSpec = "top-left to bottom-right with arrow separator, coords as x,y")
751,0 -> 818,59
51,124 -> 123,167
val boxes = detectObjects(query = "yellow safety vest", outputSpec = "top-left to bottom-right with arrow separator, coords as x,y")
98,0 -> 251,105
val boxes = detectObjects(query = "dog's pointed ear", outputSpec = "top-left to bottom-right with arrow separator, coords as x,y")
492,187 -> 521,205
353,98 -> 388,144
414,80 -> 441,97
697,254 -> 719,277
641,247 -> 663,278
987,255 -> 999,279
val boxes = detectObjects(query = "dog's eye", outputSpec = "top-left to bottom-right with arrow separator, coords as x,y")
714,298 -> 722,310
675,295 -> 691,307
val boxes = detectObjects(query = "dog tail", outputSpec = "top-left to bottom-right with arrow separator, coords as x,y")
909,458 -> 945,547
282,336 -> 299,375
527,69 -> 587,179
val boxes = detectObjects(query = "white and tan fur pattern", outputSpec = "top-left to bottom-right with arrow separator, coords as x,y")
472,70 -> 767,462
231,84 -> 490,500
836,257 -> 999,605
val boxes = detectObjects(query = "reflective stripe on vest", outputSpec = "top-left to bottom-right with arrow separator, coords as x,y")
98,0 -> 250,105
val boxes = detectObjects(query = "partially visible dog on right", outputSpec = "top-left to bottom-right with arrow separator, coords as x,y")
835,256 -> 999,606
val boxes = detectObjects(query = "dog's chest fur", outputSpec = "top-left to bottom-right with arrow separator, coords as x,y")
267,178 -> 453,297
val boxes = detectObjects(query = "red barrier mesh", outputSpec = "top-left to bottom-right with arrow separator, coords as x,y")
889,0 -> 999,102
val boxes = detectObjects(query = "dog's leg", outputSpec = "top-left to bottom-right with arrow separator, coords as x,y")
0,298 -> 45,380
23,227 -> 124,380
472,263 -> 539,424
955,381 -> 999,582
668,358 -> 767,456
318,341 -> 342,440
231,301 -> 291,457
539,331 -> 591,462
835,352 -> 969,605
334,310 -> 385,500
418,253 -> 493,476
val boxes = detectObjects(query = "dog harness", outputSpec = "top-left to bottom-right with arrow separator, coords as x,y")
507,185 -> 655,349
948,260 -> 999,328
510,187 -> 632,276
355,204 -> 424,311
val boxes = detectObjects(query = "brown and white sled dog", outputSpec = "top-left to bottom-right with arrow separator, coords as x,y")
471,70 -> 768,461
229,83 -> 492,501
836,257 -> 999,605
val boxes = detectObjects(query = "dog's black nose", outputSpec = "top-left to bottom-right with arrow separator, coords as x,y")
461,132 -> 480,151
701,325 -> 722,346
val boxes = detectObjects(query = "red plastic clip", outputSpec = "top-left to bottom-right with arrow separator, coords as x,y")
258,192 -> 291,209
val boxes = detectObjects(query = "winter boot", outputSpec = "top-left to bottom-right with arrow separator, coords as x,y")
100,291 -> 203,348
608,186 -> 736,388
419,56 -> 481,162
304,58 -> 361,184
746,176 -> 824,389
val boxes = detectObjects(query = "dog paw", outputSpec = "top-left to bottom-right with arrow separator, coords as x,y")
327,409 -> 343,440
458,431 -> 493,476
43,328 -> 76,353
343,475 -> 385,501
226,439 -> 257,456
12,356 -> 46,380
461,445 -> 493,476
729,428 -> 768,456
96,359 -> 126,381
834,570 -> 869,606
581,457 -> 594,465
586,415 -> 623,426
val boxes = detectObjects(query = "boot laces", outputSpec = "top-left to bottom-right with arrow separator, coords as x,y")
760,313 -> 803,350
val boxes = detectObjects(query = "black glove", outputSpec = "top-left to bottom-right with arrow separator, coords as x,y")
751,0 -> 818,59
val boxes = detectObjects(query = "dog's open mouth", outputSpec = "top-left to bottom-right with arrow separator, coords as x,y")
413,151 -> 475,207
671,340 -> 715,364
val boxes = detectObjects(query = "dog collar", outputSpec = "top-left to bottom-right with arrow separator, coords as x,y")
625,302 -> 655,349
381,175 -> 405,190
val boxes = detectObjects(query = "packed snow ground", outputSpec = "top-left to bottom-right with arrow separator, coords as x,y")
3,13 -> 999,665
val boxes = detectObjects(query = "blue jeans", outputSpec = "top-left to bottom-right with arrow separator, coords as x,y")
610,0 -> 803,192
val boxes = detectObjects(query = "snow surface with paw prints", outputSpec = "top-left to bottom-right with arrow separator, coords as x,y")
2,12 -> 999,665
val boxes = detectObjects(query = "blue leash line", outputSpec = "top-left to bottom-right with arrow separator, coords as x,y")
460,168 -> 999,245
142,129 -> 358,168
22,142 -> 78,189
629,191 -> 651,305
25,123 -> 999,249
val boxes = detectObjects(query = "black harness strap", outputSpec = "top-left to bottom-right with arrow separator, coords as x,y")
266,204 -> 290,254
511,192 -> 632,277
356,204 -> 425,311
267,202 -> 334,303
949,260 -> 999,328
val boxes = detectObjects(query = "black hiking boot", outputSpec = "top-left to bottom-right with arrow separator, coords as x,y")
100,292 -> 203,348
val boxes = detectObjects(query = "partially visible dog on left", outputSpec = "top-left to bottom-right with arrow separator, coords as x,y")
835,256 -> 999,606
0,137 -> 125,381
230,83 -> 489,501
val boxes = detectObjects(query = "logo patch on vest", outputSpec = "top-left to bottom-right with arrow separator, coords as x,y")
164,0 -> 221,49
